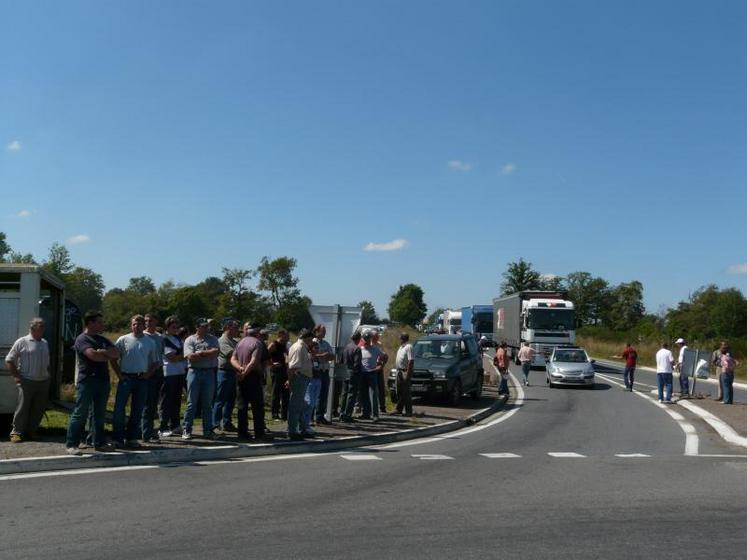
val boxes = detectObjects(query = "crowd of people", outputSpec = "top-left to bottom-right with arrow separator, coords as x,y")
4,311 -> 417,453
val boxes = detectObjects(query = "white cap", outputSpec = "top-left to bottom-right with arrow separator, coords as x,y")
480,336 -> 487,340
675,338 -> 685,344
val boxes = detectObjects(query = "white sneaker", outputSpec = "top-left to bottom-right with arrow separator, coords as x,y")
182,431 -> 192,440
66,447 -> 82,456
159,430 -> 173,438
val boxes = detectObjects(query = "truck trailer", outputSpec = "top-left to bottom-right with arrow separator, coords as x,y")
492,291 -> 576,368
442,309 -> 462,334
461,305 -> 494,340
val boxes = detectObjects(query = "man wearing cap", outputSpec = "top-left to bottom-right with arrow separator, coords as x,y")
312,324 -> 335,425
231,323 -> 271,441
287,329 -> 315,439
5,318 -> 50,443
111,315 -> 159,447
182,318 -> 220,440
214,319 -> 239,433
393,333 -> 414,416
675,338 -> 689,396
359,330 -> 383,421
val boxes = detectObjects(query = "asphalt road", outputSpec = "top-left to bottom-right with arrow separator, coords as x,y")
2,361 -> 746,560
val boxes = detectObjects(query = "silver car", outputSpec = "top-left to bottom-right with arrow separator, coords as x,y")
546,347 -> 595,388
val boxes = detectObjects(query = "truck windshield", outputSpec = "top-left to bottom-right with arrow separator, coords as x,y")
526,309 -> 575,331
414,340 -> 459,359
475,315 -> 493,334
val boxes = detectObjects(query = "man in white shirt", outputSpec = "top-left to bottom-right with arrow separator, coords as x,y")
517,342 -> 536,386
655,342 -> 675,403
5,318 -> 50,443
674,338 -> 689,396
393,333 -> 414,416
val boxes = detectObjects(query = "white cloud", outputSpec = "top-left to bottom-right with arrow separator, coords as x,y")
501,163 -> 516,175
448,160 -> 473,172
17,210 -> 32,218
6,140 -> 21,152
727,263 -> 747,274
67,234 -> 91,245
364,239 -> 408,252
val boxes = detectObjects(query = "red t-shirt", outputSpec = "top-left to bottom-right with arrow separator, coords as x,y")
622,347 -> 638,368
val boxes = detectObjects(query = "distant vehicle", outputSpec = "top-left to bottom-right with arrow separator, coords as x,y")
493,291 -> 576,368
442,309 -> 462,335
388,333 -> 483,406
358,324 -> 387,335
461,305 -> 493,341
545,347 -> 595,388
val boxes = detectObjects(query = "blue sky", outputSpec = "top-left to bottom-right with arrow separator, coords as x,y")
2,0 -> 746,318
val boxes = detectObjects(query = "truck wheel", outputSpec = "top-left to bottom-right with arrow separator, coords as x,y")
447,381 -> 462,406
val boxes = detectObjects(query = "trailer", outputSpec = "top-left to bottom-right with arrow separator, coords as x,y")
492,291 -> 576,368
0,265 -> 66,416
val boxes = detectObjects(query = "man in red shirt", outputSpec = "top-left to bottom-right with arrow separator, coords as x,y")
620,343 -> 638,392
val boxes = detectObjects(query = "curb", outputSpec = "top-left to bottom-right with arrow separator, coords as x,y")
0,396 -> 509,476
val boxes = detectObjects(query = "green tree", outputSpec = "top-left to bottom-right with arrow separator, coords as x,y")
127,276 -> 156,295
539,274 -> 566,292
566,271 -> 610,326
666,285 -> 747,341
7,251 -> 36,264
257,256 -> 300,307
43,242 -> 73,277
0,232 -> 10,261
358,300 -> 380,324
65,267 -> 105,312
604,281 -> 645,331
500,258 -> 541,295
275,295 -> 313,332
388,284 -> 427,327
221,267 -> 256,319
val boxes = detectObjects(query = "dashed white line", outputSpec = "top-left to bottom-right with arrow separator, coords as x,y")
412,454 -> 453,460
340,454 -> 381,461
615,453 -> 651,458
548,452 -> 585,458
480,453 -> 521,459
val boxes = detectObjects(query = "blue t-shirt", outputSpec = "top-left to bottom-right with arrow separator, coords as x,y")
74,333 -> 114,381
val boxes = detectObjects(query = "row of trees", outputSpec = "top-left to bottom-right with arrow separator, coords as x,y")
2,232 -> 433,331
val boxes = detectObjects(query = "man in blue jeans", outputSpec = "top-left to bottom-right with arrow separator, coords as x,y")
111,315 -> 159,447
214,319 -> 239,433
287,329 -> 315,440
182,318 -> 220,440
655,342 -> 675,403
65,311 -> 119,455
359,330 -> 382,421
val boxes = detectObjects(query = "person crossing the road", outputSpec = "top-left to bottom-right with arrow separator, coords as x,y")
517,342 -> 535,386
655,342 -> 675,403
616,342 -> 638,392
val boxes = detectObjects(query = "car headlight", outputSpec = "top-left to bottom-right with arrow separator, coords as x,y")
432,370 -> 446,379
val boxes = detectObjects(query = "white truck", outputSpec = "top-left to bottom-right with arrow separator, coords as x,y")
442,309 -> 462,334
492,291 -> 576,368
0,265 -> 66,418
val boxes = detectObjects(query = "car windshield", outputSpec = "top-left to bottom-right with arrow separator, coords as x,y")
526,309 -> 576,331
414,340 -> 460,359
552,350 -> 588,363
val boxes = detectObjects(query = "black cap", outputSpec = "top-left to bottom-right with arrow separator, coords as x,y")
298,328 -> 313,339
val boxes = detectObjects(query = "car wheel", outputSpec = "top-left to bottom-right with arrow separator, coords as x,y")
470,375 -> 483,400
447,381 -> 462,406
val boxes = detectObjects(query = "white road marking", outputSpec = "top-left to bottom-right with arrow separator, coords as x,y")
677,399 -> 747,450
615,453 -> 651,458
340,454 -> 381,461
548,452 -> 585,458
412,454 -> 453,460
380,366 -> 526,450
480,453 -> 521,458
596,372 -> 699,456
0,465 -> 157,481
